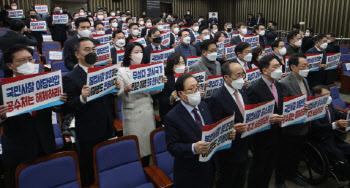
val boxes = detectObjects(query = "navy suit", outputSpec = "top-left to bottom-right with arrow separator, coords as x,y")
306,46 -> 327,88
143,44 -> 168,64
194,41 -> 202,56
105,28 -> 113,34
230,35 -> 242,45
165,101 -> 214,188
209,85 -> 250,188
190,31 -> 196,44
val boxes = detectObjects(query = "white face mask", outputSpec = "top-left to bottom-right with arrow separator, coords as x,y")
187,12 -> 190,15
183,36 -> 191,44
157,25 -> 164,31
117,11 -> 120,14
80,12 -> 85,15
270,68 -> 282,80
259,30 -> 265,36
121,17 -> 126,22
320,42 -> 328,49
139,21 -> 144,25
241,28 -> 247,35
206,52 -> 217,61
146,22 -> 152,27
305,32 -> 310,37
115,39 -> 125,47
88,13 -> 92,15
173,28 -> 179,34
13,62 -> 38,75
60,10 -> 63,13
212,29 -> 218,34
131,53 -> 143,64
97,15 -> 104,20
96,30 -> 105,34
295,40 -> 302,47
79,29 -> 91,38
174,65 -> 186,73
111,22 -> 118,28
11,6 -> 17,10
203,35 -> 210,40
193,26 -> 199,32
230,78 -> 244,90
327,40 -> 332,43
279,47 -> 287,56
298,69 -> 309,77
184,91 -> 201,106
326,96 -> 332,105
243,53 -> 252,62
111,13 -> 115,16
132,29 -> 139,36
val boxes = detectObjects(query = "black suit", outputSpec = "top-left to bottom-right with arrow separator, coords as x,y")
159,74 -> 178,120
326,41 -> 340,53
24,19 -> 45,52
141,27 -> 148,37
247,17 -> 255,27
247,78 -> 289,188
110,47 -> 124,65
286,45 -> 301,56
143,44 -> 168,64
194,41 -> 202,56
47,15 -> 68,46
255,17 -> 265,25
301,36 -> 314,53
209,85 -> 250,188
63,36 -> 100,71
62,65 -> 115,186
170,32 -> 175,48
230,35 -> 242,45
306,46 -> 327,88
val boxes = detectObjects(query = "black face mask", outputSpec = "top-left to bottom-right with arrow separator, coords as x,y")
227,28 -> 232,32
153,37 -> 162,44
30,15 -> 36,19
84,52 -> 97,65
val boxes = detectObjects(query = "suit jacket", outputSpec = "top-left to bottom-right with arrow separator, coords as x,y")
105,28 -> 113,34
25,19 -> 45,50
144,44 -> 168,64
164,101 -> 214,188
174,43 -> 197,62
286,45 -> 301,56
306,46 -> 327,88
255,17 -> 265,25
189,55 -> 221,79
301,36 -> 315,53
259,35 -> 267,48
63,36 -> 100,71
280,73 -> 310,135
190,31 -> 196,44
141,27 -> 148,37
170,32 -> 175,48
159,74 -> 178,120
247,17 -> 255,27
230,35 -> 242,45
62,66 -> 115,143
326,42 -> 340,53
125,35 -> 138,45
110,47 -> 124,65
194,41 -> 202,56
209,85 -> 250,163
265,29 -> 277,46
47,15 -> 68,43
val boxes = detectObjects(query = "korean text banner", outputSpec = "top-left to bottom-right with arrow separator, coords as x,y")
174,34 -> 181,46
243,35 -> 259,48
175,71 -> 206,90
2,71 -> 63,117
284,56 -> 291,74
217,42 -> 224,58
326,53 -> 341,70
30,21 -> 47,32
199,115 -> 235,162
264,46 -> 273,55
130,63 -> 165,94
346,111 -> 350,132
95,43 -> 111,66
150,48 -> 175,65
306,54 -> 323,72
282,94 -> 307,127
241,100 -> 275,138
52,14 -> 68,24
116,50 -> 125,68
34,5 -> 48,13
93,34 -> 112,44
225,44 -> 237,61
246,68 -> 262,84
130,38 -> 147,47
187,56 -> 201,67
8,9 -> 23,19
205,75 -> 224,98
86,65 -> 118,102
161,31 -> 170,47
305,94 -> 328,122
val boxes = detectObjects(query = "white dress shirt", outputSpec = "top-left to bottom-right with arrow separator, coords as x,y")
224,83 -> 244,105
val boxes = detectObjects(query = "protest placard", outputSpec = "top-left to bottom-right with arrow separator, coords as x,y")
42,34 -> 53,42
187,56 -> 201,67
346,111 -> 350,131
34,5 -> 48,13
86,65 -> 118,102
8,9 -> 23,18
306,54 -> 323,72
52,14 -> 68,24
224,38 -> 230,45
265,46 -> 273,55
243,35 -> 259,49
129,63 -> 165,94
161,31 -> 170,47
130,38 -> 147,47
92,34 -> 112,44
217,41 -> 225,58
175,71 -> 206,90
95,43 -> 111,66
174,34 -> 181,46
101,20 -> 111,29
305,94 -> 328,122
326,53 -> 341,70
199,115 -> 235,162
225,44 -> 237,61
284,56 -> 291,74
205,75 -> 224,98
30,21 -> 46,31
49,51 -> 63,60
246,68 -> 262,84
1,71 -> 63,117
163,23 -> 170,31
123,29 -> 130,38
116,50 -> 125,68
196,34 -> 201,43
150,48 -> 175,65
282,94 -> 307,127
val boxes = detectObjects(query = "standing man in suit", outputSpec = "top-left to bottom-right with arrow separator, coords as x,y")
306,34 -> 328,88
326,32 -> 340,53
170,21 -> 180,48
174,29 -> 197,62
286,30 -> 303,56
189,39 -> 221,78
25,9 -> 45,52
63,17 -> 100,70
247,55 -> 287,188
164,73 -> 236,188
1,45 -> 67,187
247,14 -> 255,27
143,28 -> 168,64
266,21 -> 278,46
234,42 -> 256,73
47,5 -> 68,46
125,23 -> 140,45
271,39 -> 287,73
209,24 -> 218,39
195,28 -> 211,56
255,24 -> 267,48
230,22 -> 247,45
209,61 -> 250,188
277,53 -> 311,187
110,29 -> 126,65
223,22 -> 233,41
190,20 -> 199,45
301,28 -> 315,53
255,13 -> 265,26
62,38 -> 118,187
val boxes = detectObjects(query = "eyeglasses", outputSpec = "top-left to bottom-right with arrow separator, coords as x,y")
232,73 -> 246,79
81,47 -> 96,53
185,85 -> 200,93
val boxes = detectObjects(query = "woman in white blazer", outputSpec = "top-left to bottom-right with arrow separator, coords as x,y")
117,42 -> 167,166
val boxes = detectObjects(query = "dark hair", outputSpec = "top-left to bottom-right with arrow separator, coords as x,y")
94,21 -> 104,29
199,27 -> 209,35
257,13 -> 262,16
292,23 -> 300,30
120,12 -> 126,16
123,42 -> 145,67
271,38 -> 283,51
148,28 -> 160,38
221,61 -> 238,78
4,45 -> 33,64
152,18 -> 162,25
289,53 -> 306,69
9,19 -> 25,31
311,85 -> 329,96
210,24 -> 217,29
258,54 -> 278,72
306,27 -> 314,34
179,28 -> 190,37
313,34 -> 326,43
254,24 -> 264,33
125,12 -> 131,16
170,21 -> 178,28
128,23 -> 138,30
200,39 -> 217,52
191,19 -> 199,26
112,29 -> 125,38
109,17 -> 117,23
144,17 -> 152,23
125,18 -> 133,23
213,31 -> 224,42
75,17 -> 91,28
10,1 -> 17,5
287,30 -> 300,43
74,37 -> 94,52
172,14 -> 178,19
165,52 -> 185,75
175,73 -> 194,96
235,42 -> 251,56
269,21 -> 277,26
236,22 -> 246,29
28,9 -> 36,14
252,47 -> 264,62
327,32 -> 336,38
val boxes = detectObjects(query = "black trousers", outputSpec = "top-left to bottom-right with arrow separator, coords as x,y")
325,69 -> 337,85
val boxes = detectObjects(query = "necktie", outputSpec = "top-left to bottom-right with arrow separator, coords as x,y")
192,108 -> 203,128
234,90 -> 244,116
156,46 -> 159,51
280,57 -> 285,65
271,83 -> 278,107
326,110 -> 331,124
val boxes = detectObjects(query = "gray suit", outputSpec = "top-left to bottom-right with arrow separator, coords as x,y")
174,43 -> 197,62
189,56 -> 221,79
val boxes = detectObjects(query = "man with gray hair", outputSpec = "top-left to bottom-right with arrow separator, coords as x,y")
224,22 -> 233,40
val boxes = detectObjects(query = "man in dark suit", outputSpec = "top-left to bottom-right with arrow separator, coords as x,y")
189,20 -> 199,45
247,14 -> 255,27
25,9 -> 46,52
0,45 -> 67,187
0,19 -> 38,78
271,39 -> 287,75
326,32 -> 340,53
277,53 -> 311,187
209,61 -> 250,188
125,23 -> 140,45
266,21 -> 278,46
62,38 -> 118,187
209,24 -> 218,40
169,21 -> 179,48
306,34 -> 328,88
255,13 -> 265,26
143,28 -> 168,64
165,73 -> 236,188
47,5 -> 68,46
254,24 -> 267,48
230,22 -> 247,45
110,29 -> 126,65
63,17 -> 100,70
286,31 -> 302,56
301,27 -> 315,53
174,29 -> 197,62
247,55 -> 287,188
105,17 -> 118,34
234,42 -> 256,73
194,28 -> 211,56
141,18 -> 152,38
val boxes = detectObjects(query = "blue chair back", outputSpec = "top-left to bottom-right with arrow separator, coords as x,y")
33,51 -> 40,62
0,52 -> 3,60
42,42 -> 61,55
247,30 -> 252,35
52,61 -> 69,76
93,135 -> 152,188
330,86 -> 349,110
16,151 -> 81,188
46,49 -> 64,65
340,46 -> 349,53
0,28 -> 10,31
282,37 -> 287,42
341,54 -> 350,62
342,63 -> 350,75
53,123 -> 64,148
151,127 -> 174,181
36,63 -> 44,73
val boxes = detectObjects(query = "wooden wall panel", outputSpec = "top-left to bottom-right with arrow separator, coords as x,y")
161,0 -> 210,22
89,0 -> 142,18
